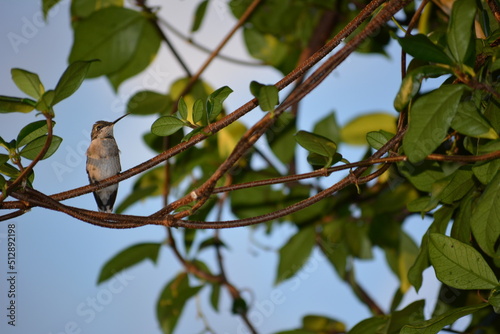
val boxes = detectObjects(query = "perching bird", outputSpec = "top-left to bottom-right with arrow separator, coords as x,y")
86,113 -> 128,212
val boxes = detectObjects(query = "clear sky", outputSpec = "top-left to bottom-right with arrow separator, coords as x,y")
0,1 -> 455,334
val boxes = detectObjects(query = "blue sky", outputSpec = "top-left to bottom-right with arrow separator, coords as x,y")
0,1 -> 454,333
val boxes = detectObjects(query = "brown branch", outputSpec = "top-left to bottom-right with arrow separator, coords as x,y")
1,115 -> 54,201
0,0 -> 391,213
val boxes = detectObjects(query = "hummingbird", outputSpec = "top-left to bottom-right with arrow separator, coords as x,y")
86,113 -> 128,213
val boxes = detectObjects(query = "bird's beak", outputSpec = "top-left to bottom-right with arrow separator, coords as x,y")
112,113 -> 129,124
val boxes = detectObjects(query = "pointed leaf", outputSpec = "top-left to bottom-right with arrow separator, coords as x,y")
0,96 -> 36,113
127,90 -> 172,115
191,0 -> 208,32
254,84 -> 279,112
394,65 -> 452,111
429,233 -> 498,289
157,273 -> 202,334
151,116 -> 185,136
403,85 -> 465,162
19,135 -> 62,160
276,226 -> 316,284
397,34 -> 453,65
452,101 -> 498,139
11,68 -> 45,99
97,243 -> 162,283
295,130 -> 337,158
207,86 -> 233,121
447,0 -> 476,64
178,96 -> 188,120
69,7 -> 145,78
53,60 -> 94,105
471,171 -> 500,257
400,303 -> 489,334
192,98 -> 204,124
17,120 -> 51,148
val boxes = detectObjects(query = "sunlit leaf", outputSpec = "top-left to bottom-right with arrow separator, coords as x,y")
429,233 -> 498,289
340,113 -> 397,145
151,116 -> 185,136
11,68 -> 45,99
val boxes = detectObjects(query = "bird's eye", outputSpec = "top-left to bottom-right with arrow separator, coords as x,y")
96,125 -> 103,131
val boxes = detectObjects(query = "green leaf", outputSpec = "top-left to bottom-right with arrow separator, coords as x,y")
69,7 -> 146,78
231,296 -> 248,315
42,0 -> 63,19
396,34 -> 453,65
472,159 -> 500,185
340,113 -> 397,145
295,130 -> 337,158
178,97 -> 188,120
452,101 -> 498,139
348,316 -> 388,334
19,135 -> 62,160
207,86 -> 233,122
157,272 -> 202,334
0,162 -> 21,180
394,65 -> 452,111
313,112 -> 341,144
430,168 -> 475,204
11,68 -> 45,99
107,16 -> 161,90
302,315 -> 345,332
408,205 -> 453,291
345,222 -> 373,259
447,0 -> 476,64
127,90 -> 172,115
52,60 -> 95,105
403,85 -> 466,162
209,283 -> 221,312
429,233 -> 498,289
17,120 -> 51,148
35,90 -> 55,112
471,171 -> 500,257
276,226 -> 316,284
267,112 -> 296,164
400,303 -> 489,334
398,161 -> 445,192
386,300 -> 425,333
250,81 -> 279,111
0,96 -> 36,113
151,116 -> 185,136
97,243 -> 162,283
0,154 -> 8,166
243,27 -> 288,67
192,99 -> 204,124
307,152 -> 343,169
71,0 -> 124,19
191,0 -> 208,32
366,130 -> 394,150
